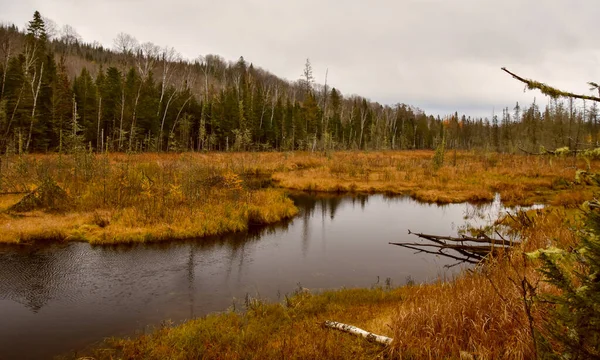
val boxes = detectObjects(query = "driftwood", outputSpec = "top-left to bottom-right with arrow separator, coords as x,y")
323,321 -> 393,346
390,230 -> 515,267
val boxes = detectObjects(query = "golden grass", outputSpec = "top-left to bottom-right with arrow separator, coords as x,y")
0,153 -> 299,244
271,151 -> 598,206
0,189 -> 297,245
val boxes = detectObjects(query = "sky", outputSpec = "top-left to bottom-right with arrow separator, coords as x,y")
2,0 -> 600,118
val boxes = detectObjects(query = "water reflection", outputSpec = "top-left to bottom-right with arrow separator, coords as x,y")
0,193 -> 533,360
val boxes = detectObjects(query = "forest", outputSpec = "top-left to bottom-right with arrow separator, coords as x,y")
2,11 -> 599,155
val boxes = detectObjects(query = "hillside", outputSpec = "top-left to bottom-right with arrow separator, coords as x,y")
1,11 -> 598,154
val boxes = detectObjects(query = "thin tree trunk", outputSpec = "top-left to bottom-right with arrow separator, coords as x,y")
0,37 -> 10,101
170,95 -> 193,137
118,86 -> 125,150
359,108 -> 367,150
96,96 -> 102,152
159,91 -> 177,151
128,84 -> 142,152
321,69 -> 328,145
26,62 -> 43,152
5,84 -> 24,137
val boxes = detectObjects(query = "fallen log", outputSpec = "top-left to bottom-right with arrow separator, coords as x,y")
389,243 -> 481,264
407,230 -> 516,247
323,321 -> 393,346
390,230 -> 516,266
391,242 -> 507,255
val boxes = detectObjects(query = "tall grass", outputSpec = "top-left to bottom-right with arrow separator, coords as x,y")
271,150 -> 597,206
0,152 -> 297,244
1,150 -> 595,244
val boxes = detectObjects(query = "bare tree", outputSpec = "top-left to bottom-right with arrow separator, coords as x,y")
300,58 -> 314,96
157,46 -> 181,118
60,24 -> 82,45
22,33 -> 44,152
113,32 -> 138,55
42,17 -> 58,41
135,42 -> 160,78
129,41 -> 159,151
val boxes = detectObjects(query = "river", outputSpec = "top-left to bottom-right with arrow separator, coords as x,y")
0,193 -> 528,359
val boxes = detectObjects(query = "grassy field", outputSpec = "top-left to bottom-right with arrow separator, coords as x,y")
1,150 -> 596,245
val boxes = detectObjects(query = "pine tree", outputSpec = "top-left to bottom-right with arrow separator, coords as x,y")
50,56 -> 72,149
27,11 -> 47,42
73,68 -> 98,147
529,202 -> 600,359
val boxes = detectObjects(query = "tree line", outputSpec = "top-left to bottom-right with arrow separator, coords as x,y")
0,11 -> 598,154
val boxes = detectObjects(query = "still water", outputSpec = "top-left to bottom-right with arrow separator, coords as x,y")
0,193 -> 525,359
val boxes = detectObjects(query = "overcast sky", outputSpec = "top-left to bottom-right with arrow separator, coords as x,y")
2,0 -> 600,118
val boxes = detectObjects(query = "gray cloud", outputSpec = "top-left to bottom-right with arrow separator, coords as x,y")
2,0 -> 599,117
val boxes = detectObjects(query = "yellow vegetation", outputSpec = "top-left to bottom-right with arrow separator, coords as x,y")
1,150 -> 596,244
271,150 -> 597,206
0,153 -> 298,244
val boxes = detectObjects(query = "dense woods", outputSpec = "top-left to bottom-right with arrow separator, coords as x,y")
1,12 -> 599,154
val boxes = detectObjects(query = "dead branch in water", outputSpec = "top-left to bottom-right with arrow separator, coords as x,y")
407,230 -> 516,247
390,230 -> 515,267
389,243 -> 481,264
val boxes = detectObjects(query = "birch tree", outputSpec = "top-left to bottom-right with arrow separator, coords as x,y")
23,11 -> 46,152
129,42 -> 159,151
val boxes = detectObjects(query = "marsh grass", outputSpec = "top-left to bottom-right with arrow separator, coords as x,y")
0,153 -> 298,244
1,150 -> 595,244
271,151 -> 598,206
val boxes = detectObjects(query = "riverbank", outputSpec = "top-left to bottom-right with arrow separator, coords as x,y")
70,205 -> 579,359
0,151 -> 595,245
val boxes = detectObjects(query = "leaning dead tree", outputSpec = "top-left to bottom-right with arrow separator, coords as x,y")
501,67 -> 600,103
390,230 -> 516,266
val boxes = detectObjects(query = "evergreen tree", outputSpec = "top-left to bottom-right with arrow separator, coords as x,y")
50,57 -> 72,150
73,67 -> 98,147
530,202 -> 600,359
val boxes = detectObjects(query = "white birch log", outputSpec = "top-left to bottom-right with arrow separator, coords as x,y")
323,321 -> 393,346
